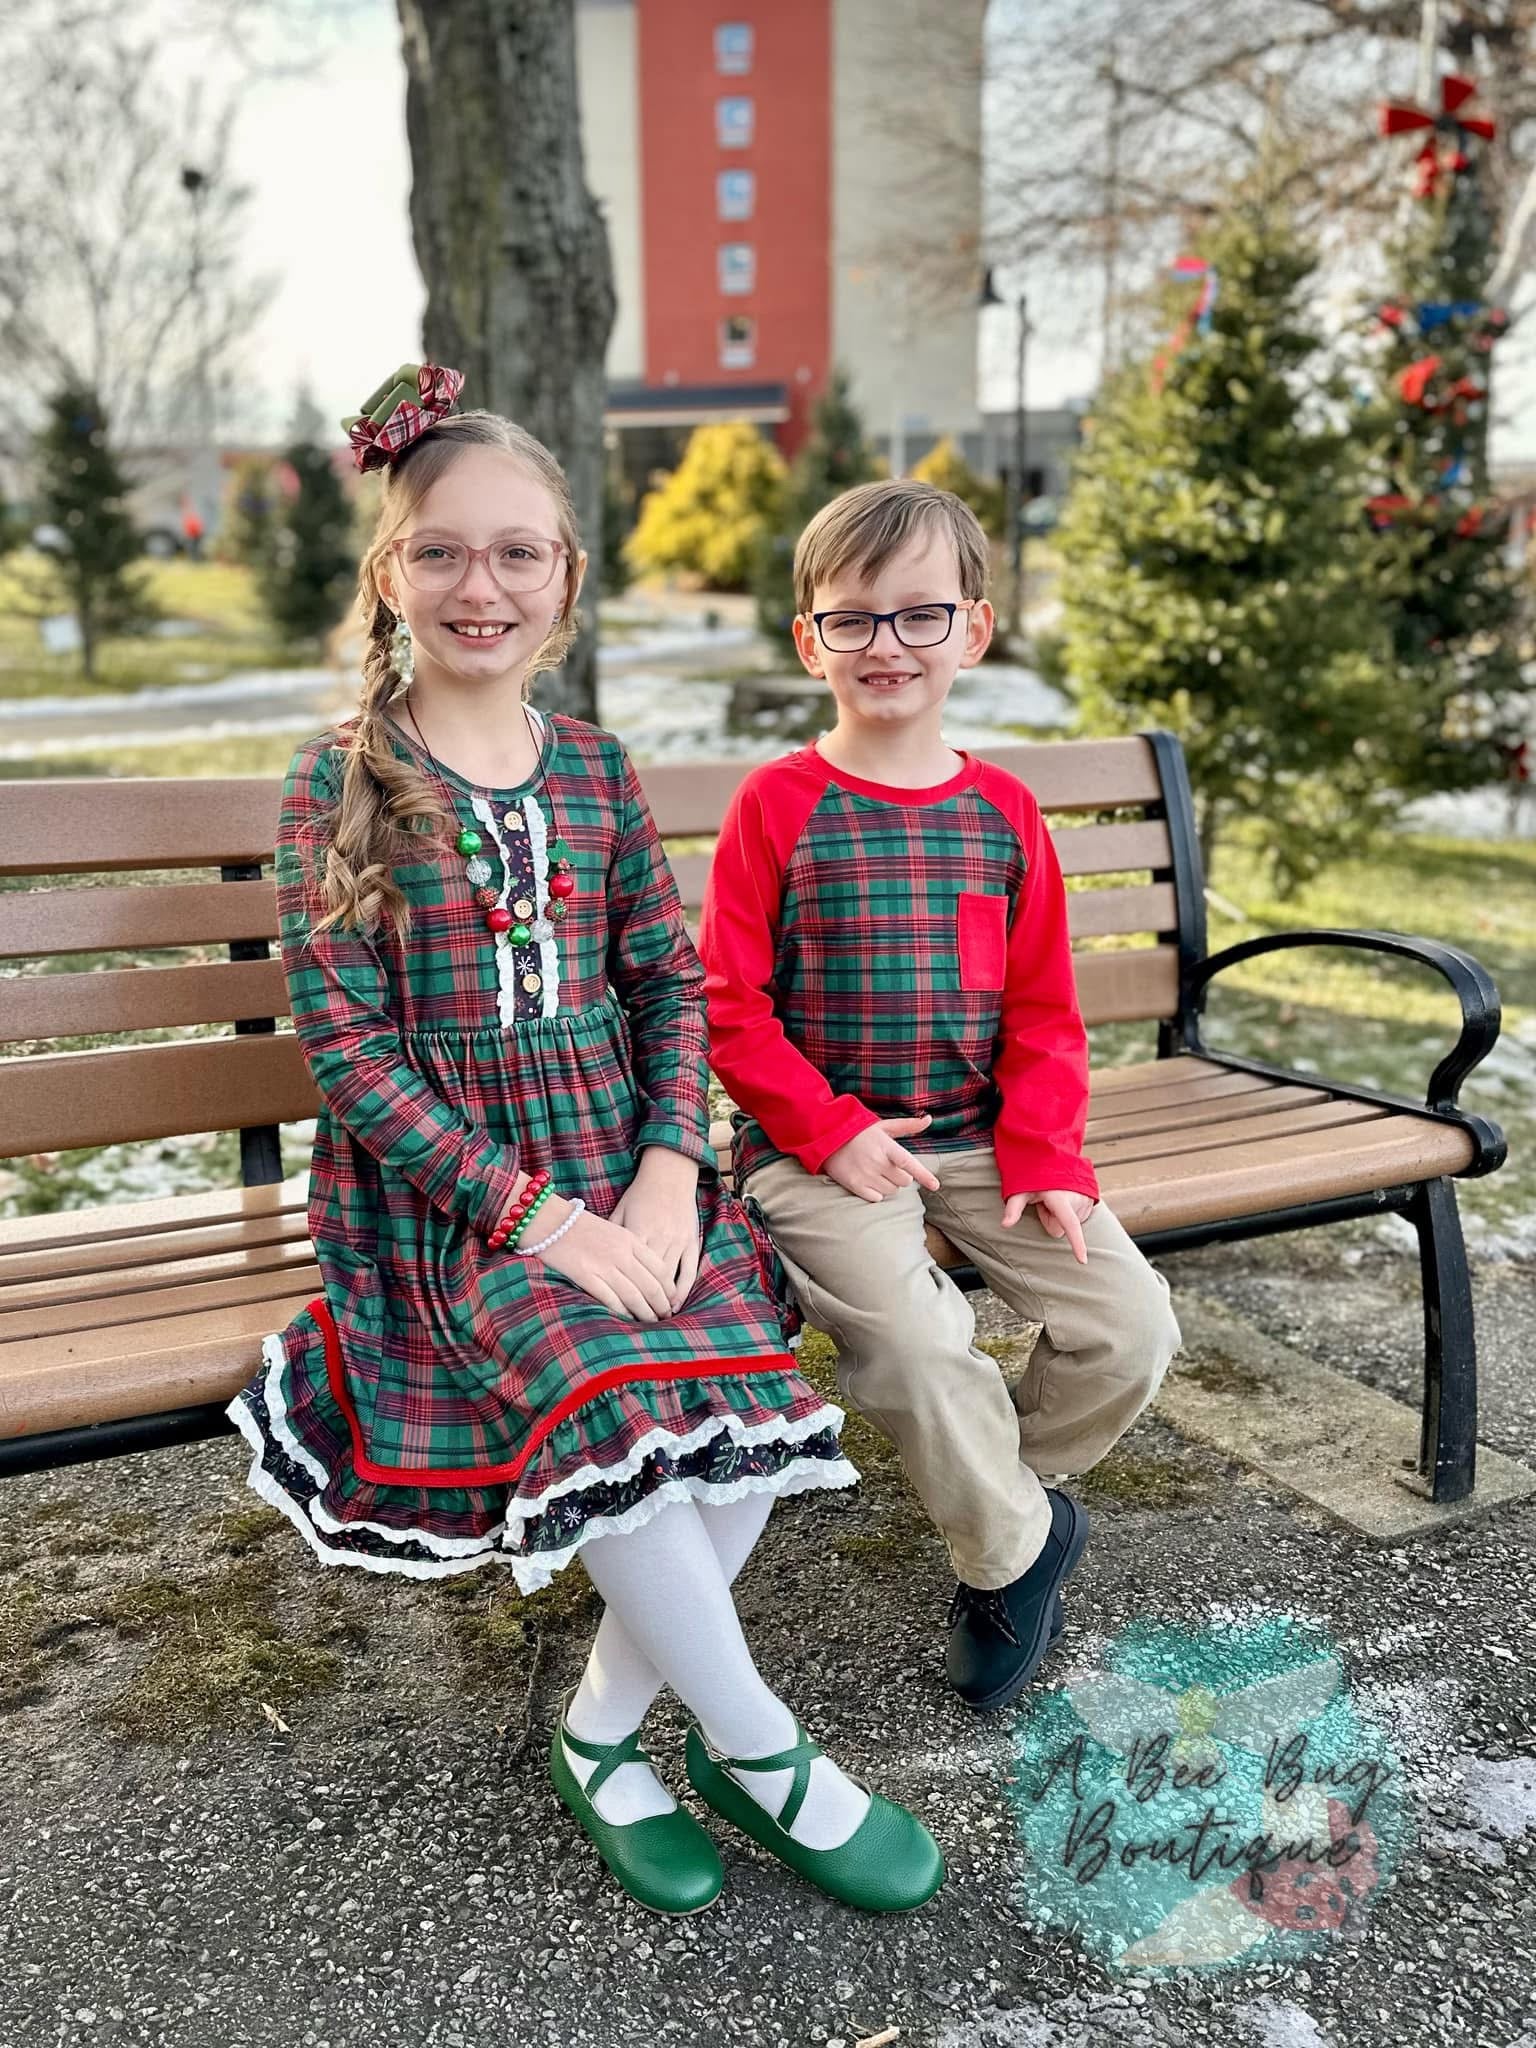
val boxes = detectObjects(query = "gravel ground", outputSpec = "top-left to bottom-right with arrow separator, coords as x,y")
2,1233 -> 1534,2048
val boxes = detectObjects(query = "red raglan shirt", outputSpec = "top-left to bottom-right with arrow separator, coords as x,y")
698,745 -> 1099,1201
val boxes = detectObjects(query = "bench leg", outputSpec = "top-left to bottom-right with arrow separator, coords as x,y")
1407,1176 -> 1477,1503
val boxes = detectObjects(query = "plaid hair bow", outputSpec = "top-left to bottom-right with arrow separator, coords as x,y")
342,362 -> 465,472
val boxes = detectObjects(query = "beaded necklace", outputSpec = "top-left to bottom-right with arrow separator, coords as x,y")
404,697 -> 577,963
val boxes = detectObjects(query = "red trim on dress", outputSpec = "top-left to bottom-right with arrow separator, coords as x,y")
305,1295 -> 797,1490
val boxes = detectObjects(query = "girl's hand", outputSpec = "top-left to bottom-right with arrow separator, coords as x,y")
529,1198 -> 677,1321
1001,1188 -> 1095,1264
609,1147 -> 702,1313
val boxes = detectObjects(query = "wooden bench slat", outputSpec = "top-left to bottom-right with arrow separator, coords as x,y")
1087,1078 -> 1327,1137
1053,820 -> 1172,878
0,778 -> 283,877
0,957 -> 291,1043
1066,883 -> 1178,941
1075,946 -> 1180,1025
0,1210 -> 313,1286
0,1178 -> 309,1256
1087,1055 -> 1216,1093
0,1261 -> 323,1343
983,738 -> 1164,811
0,879 -> 278,959
1098,1113 -> 1475,1234
1093,1100 -> 1389,1169
0,1035 -> 319,1158
0,1298 -> 313,1438
1085,1068 -> 1283,1115
0,1236 -> 321,1319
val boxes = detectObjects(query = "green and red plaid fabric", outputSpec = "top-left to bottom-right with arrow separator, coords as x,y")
699,747 -> 1099,1202
228,715 -> 849,1576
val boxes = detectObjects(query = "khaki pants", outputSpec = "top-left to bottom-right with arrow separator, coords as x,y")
745,1146 -> 1182,1591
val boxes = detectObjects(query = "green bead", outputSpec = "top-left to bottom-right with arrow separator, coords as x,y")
511,923 -> 532,944
456,829 -> 482,856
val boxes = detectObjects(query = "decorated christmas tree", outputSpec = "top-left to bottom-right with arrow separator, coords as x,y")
1057,183 -> 1395,888
1363,70 -> 1529,799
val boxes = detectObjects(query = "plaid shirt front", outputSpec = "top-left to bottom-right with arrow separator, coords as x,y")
699,746 -> 1099,1201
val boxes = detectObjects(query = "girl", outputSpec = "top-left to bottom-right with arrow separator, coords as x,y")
227,365 -> 943,1919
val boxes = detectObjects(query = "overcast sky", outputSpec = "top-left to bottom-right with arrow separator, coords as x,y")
215,2 -> 1533,461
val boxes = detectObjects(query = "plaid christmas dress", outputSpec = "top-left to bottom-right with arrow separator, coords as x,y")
228,712 -> 855,1590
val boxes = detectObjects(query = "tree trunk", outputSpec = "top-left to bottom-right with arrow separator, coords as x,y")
396,0 -> 614,721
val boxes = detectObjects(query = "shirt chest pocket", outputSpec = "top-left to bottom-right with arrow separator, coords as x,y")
956,890 -> 1009,993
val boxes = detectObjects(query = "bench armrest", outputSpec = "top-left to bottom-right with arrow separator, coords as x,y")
1185,927 -> 1502,1115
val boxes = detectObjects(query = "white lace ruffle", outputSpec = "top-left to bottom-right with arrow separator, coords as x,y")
227,1388 -> 856,1591
469,793 -> 519,1028
520,791 -> 561,1017
226,1331 -> 856,1591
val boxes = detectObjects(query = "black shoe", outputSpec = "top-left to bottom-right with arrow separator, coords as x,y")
945,1490 -> 1089,1712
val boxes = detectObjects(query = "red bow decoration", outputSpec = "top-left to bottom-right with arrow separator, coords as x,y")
343,363 -> 465,472
1395,355 -> 1487,414
1379,74 -> 1497,199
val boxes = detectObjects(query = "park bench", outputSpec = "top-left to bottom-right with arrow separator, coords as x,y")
0,734 -> 1506,1503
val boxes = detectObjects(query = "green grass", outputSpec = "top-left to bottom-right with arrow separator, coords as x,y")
0,552 -> 322,700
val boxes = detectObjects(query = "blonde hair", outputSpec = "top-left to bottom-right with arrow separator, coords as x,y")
793,477 -> 990,617
317,410 -> 583,938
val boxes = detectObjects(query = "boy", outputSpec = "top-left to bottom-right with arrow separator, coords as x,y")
698,479 -> 1181,1712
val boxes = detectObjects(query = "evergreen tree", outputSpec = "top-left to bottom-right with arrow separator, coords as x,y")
1057,187 -> 1396,889
221,455 -> 280,571
626,421 -> 786,591
753,367 -> 880,633
912,436 -> 1006,539
33,384 -> 155,679
1360,82 -> 1529,800
260,440 -> 355,644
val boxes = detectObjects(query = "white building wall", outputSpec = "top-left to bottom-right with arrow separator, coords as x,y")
576,0 -> 645,383
830,0 -> 985,464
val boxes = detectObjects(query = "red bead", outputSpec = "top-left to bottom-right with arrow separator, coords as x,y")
547,871 -> 576,899
485,906 -> 514,932
474,887 -> 499,909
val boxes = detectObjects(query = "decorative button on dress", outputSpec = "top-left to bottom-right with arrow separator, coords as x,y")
228,710 -> 855,1590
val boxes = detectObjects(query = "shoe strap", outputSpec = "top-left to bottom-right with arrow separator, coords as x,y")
561,1720 -> 650,1804
713,1720 -> 822,1835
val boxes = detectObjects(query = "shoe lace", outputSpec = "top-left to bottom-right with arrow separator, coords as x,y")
947,1581 -> 1020,1647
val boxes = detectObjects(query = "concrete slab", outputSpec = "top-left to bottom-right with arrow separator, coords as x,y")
1156,1292 -> 1536,1540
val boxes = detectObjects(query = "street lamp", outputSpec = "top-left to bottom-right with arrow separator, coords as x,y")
181,164 -> 216,555
981,268 -> 1030,646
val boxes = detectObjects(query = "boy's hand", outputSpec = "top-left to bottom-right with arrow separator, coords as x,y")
822,1116 -> 942,1203
609,1147 -> 703,1312
1002,1188 -> 1095,1264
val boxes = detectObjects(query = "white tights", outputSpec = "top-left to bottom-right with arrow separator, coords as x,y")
562,1494 -> 870,1848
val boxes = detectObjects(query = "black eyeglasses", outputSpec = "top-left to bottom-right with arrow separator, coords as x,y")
810,602 -> 974,653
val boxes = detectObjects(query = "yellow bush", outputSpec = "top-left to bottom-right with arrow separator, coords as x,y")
626,422 -> 787,590
912,437 -> 1006,538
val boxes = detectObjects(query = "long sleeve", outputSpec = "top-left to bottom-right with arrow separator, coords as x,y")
699,772 -> 880,1175
989,783 -> 1100,1203
277,741 -> 522,1233
604,748 -> 712,1165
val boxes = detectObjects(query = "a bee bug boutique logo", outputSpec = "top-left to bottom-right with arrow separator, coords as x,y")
1010,1615 -> 1404,1971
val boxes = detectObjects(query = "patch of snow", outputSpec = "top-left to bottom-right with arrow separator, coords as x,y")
1234,1997 -> 1337,2048
0,713 -> 331,760
1425,1754 -> 1536,1864
0,667 -> 340,719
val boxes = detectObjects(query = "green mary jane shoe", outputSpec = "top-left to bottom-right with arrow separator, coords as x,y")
550,1713 -> 724,1916
684,1720 -> 945,1914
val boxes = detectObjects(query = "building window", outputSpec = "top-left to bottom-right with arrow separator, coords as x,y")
720,316 -> 756,369
716,96 -> 754,148
718,243 -> 756,295
717,169 -> 755,222
716,23 -> 753,74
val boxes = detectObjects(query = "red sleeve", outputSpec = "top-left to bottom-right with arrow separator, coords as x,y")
980,769 -> 1100,1203
699,762 -> 881,1175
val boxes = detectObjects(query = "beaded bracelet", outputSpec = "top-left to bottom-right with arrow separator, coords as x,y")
487,1169 -> 551,1250
516,1198 -> 586,1259
504,1186 -> 554,1250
